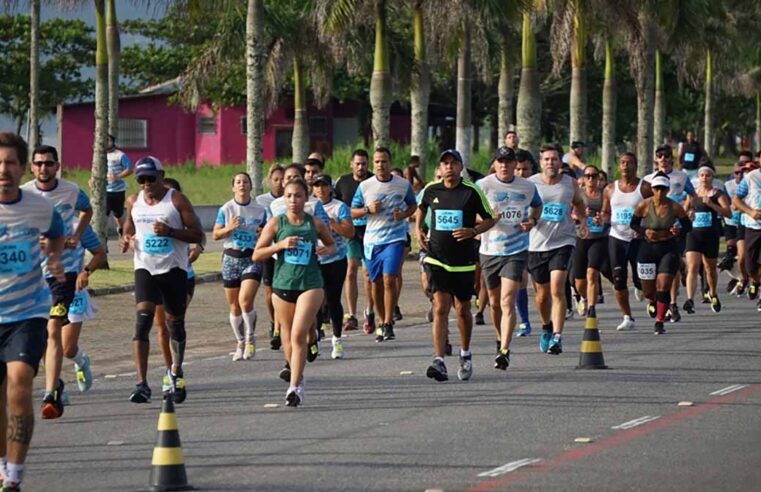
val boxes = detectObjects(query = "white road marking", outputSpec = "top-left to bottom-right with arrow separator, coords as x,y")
264,403 -> 279,408
710,384 -> 747,396
677,401 -> 694,406
400,370 -> 414,375
612,416 -> 660,430
478,458 -> 542,478
107,440 -> 124,446
574,437 -> 593,443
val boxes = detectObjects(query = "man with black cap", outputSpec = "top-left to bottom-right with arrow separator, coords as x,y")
504,130 -> 537,173
417,149 -> 496,382
562,141 -> 586,178
476,146 -> 542,371
120,156 -> 204,405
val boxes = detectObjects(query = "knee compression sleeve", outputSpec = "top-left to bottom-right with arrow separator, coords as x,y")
133,310 -> 153,342
612,267 -> 627,291
169,317 -> 186,368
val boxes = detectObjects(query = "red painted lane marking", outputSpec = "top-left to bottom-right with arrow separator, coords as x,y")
469,383 -> 761,492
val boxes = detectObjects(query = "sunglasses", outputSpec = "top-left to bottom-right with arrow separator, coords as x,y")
735,170 -> 745,175
655,153 -> 671,158
137,175 -> 157,184
32,160 -> 56,167
584,173 -> 599,178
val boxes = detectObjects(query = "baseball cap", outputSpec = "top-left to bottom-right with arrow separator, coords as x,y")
494,146 -> 516,162
571,141 -> 585,149
135,156 -> 163,177
651,175 -> 670,188
439,149 -> 463,163
311,173 -> 333,186
305,157 -> 324,169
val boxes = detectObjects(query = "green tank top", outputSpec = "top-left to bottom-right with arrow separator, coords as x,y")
644,200 -> 676,231
273,213 -> 323,291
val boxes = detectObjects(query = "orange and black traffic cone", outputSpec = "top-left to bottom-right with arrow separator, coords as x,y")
149,395 -> 193,491
576,312 -> 608,369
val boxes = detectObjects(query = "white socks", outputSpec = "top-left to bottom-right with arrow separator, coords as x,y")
242,310 -> 257,343
71,347 -> 87,367
6,461 -> 23,485
229,313 -> 244,342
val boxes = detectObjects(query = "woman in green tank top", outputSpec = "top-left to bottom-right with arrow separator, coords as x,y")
254,179 -> 335,407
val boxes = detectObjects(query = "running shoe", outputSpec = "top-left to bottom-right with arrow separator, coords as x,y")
285,385 -> 304,407
616,316 -> 635,331
647,302 -> 657,319
654,322 -> 666,335
382,323 -> 395,341
393,305 -> 403,321
270,327 -> 281,351
243,341 -> 256,360
565,308 -> 575,320
2,480 -> 20,491
61,387 -> 70,407
516,322 -> 532,337
494,349 -> 510,370
634,288 -> 644,302
75,354 -> 93,392
317,325 -> 326,342
736,281 -> 747,297
547,334 -> 563,355
726,278 -> 739,293
331,336 -> 344,359
164,369 -> 187,404
232,342 -> 245,361
718,253 -> 734,271
668,304 -> 681,323
749,283 -> 759,300
307,342 -> 319,362
711,296 -> 722,313
445,340 -> 453,356
756,298 -> 761,312
683,299 -> 695,314
279,363 -> 291,383
41,380 -> 65,419
539,330 -> 552,353
129,382 -> 151,404
457,355 -> 473,381
343,314 -> 358,332
426,308 -> 433,322
474,312 -> 485,325
597,293 -> 605,304
363,310 -> 376,335
587,305 -> 597,319
576,297 -> 587,316
375,326 -> 384,343
426,358 -> 448,382
701,289 -> 710,304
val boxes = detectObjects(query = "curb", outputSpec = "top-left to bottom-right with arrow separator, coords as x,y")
90,272 -> 222,297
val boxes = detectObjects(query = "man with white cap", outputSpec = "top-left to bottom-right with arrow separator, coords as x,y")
731,162 -> 761,309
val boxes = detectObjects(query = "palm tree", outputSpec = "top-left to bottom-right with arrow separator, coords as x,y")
28,0 -> 40,151
516,11 -> 541,157
247,0 -> 265,194
601,39 -> 616,173
91,0 -> 109,242
653,49 -> 665,147
410,0 -> 429,174
497,33 -> 514,143
106,0 -> 120,139
703,48 -> 713,155
569,0 -> 587,144
455,17 -> 472,165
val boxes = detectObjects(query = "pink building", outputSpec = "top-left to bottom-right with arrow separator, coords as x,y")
59,81 -> 414,169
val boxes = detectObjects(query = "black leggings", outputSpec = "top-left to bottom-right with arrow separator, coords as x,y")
318,259 -> 348,338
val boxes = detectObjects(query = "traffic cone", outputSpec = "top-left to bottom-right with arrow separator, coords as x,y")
576,313 -> 608,369
149,395 -> 193,491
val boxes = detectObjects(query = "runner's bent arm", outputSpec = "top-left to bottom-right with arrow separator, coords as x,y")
572,186 -> 589,238
120,193 -> 138,252
163,191 -> 204,244
315,219 -> 337,257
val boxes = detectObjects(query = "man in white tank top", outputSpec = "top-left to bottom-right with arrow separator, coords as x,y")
120,156 -> 204,405
602,152 -> 653,331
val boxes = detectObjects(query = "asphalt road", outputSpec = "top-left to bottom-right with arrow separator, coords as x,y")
23,267 -> 761,491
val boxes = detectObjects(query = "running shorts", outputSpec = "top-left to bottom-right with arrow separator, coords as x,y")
480,251 -> 528,287
528,245 -> 574,284
365,241 -> 405,282
134,268 -> 188,317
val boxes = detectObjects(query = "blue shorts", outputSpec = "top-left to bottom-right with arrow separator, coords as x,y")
365,241 -> 405,282
222,253 -> 262,288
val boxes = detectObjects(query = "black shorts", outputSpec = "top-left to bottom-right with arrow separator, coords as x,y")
187,277 -> 196,300
106,191 -> 126,219
609,237 -> 641,290
573,237 -> 610,280
0,318 -> 47,375
638,239 -> 681,278
424,263 -> 475,301
262,258 -> 276,287
272,288 -> 311,304
46,272 -> 78,321
480,252 -> 528,287
134,268 -> 188,317
725,225 -> 739,242
528,245 -> 574,285
685,232 -> 720,259
744,228 -> 761,275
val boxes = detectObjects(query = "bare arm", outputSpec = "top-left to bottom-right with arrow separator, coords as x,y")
332,217 -> 355,239
252,217 -> 283,262
119,194 -> 138,253
157,191 -> 204,244
572,186 -> 589,238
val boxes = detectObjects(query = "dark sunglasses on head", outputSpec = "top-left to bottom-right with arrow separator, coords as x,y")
32,160 -> 56,167
655,152 -> 671,158
584,173 -> 599,178
137,175 -> 157,184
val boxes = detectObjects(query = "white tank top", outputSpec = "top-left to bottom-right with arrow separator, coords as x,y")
132,188 -> 188,274
609,180 -> 644,242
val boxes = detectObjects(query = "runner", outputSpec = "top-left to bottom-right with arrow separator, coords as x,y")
504,130 -> 537,172
528,144 -> 588,354
390,167 -> 410,322
0,132 -> 65,491
476,147 -> 541,371
312,173 -> 354,359
21,145 -> 93,420
213,172 -> 267,361
731,162 -> 761,309
256,164 -> 285,349
562,141 -> 587,178
601,152 -> 652,330
678,130 -> 704,179
253,178 -> 335,406
417,149 -> 496,381
106,134 -> 133,236
120,156 -> 203,404
514,152 -> 535,336
631,173 -> 692,334
721,163 -> 749,294
333,150 -> 374,334
351,147 -> 417,342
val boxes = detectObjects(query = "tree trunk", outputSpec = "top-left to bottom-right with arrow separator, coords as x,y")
370,0 -> 391,148
246,0 -> 265,194
633,10 -> 655,176
601,40 -> 616,175
653,49 -> 665,147
91,0 -> 109,243
106,0 -> 120,139
497,35 -> 514,143
291,57 -> 309,164
456,19 -> 472,167
755,92 -> 760,153
516,13 -> 541,158
410,2 -> 430,177
569,2 -> 586,144
28,0 -> 40,151
703,49 -> 713,158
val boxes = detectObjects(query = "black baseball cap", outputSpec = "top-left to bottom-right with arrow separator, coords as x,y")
311,173 -> 333,186
494,146 -> 516,162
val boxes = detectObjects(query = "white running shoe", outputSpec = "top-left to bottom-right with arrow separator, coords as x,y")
232,342 -> 245,361
243,341 -> 256,360
634,288 -> 644,302
576,297 -> 587,316
616,316 -> 635,331
331,336 -> 344,359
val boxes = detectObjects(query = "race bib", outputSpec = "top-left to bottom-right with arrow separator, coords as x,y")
435,210 -> 463,231
499,207 -> 523,225
284,240 -> 313,266
232,229 -> 255,250
612,207 -> 634,226
637,262 -> 656,280
0,241 -> 33,275
69,290 -> 88,315
587,216 -> 605,233
726,210 -> 741,226
684,152 -> 695,162
741,213 -> 748,226
693,211 -> 712,228
143,233 -> 172,256
541,202 -> 568,222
